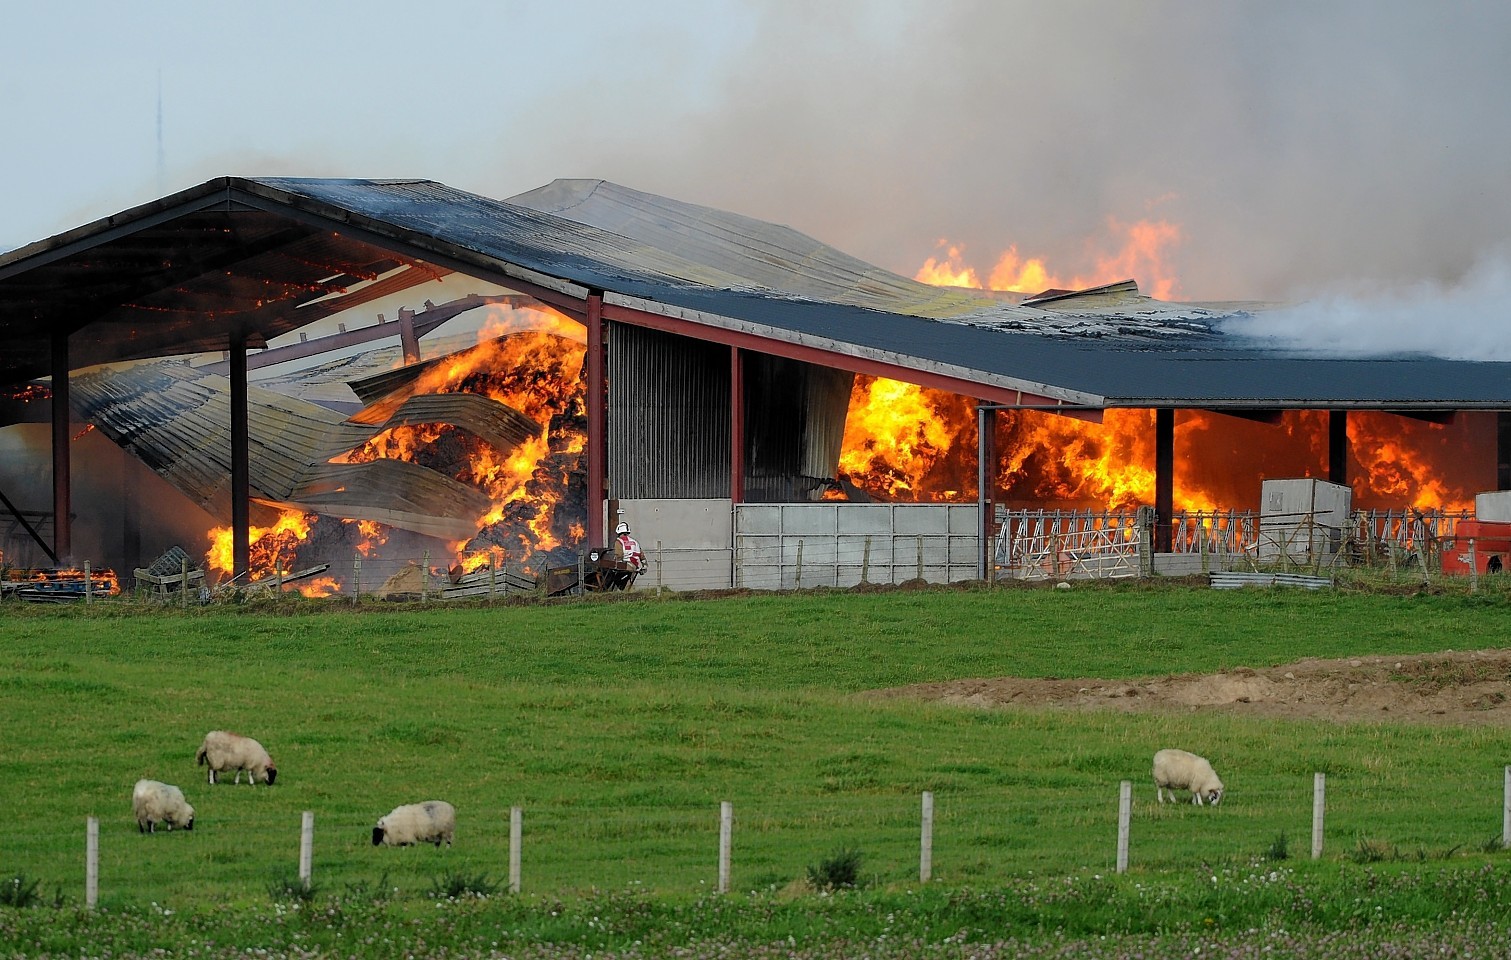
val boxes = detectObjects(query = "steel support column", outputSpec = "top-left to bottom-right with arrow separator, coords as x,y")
1328,410 -> 1348,486
585,293 -> 606,546
1499,411 -> 1511,491
730,346 -> 745,502
50,330 -> 71,562
1154,408 -> 1174,554
228,331 -> 251,581
977,403 -> 997,581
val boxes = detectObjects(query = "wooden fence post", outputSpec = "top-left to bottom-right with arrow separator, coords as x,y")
1470,538 -> 1479,593
181,557 -> 190,608
299,811 -> 314,890
1503,766 -> 1510,850
84,561 -> 93,605
1116,780 -> 1131,873
920,791 -> 934,883
718,801 -> 733,894
861,536 -> 872,584
916,535 -> 925,582
795,540 -> 804,590
352,555 -> 362,602
656,539 -> 663,596
1312,773 -> 1326,860
421,550 -> 430,601
86,816 -> 98,910
509,806 -> 523,893
275,560 -> 284,593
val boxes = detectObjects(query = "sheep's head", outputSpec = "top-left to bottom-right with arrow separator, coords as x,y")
372,823 -> 386,846
1205,787 -> 1224,805
264,765 -> 278,786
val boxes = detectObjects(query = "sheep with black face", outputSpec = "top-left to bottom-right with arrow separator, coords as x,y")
372,801 -> 455,847
1153,748 -> 1225,805
132,779 -> 196,833
196,730 -> 277,785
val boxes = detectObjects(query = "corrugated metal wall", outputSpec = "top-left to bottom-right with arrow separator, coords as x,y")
608,324 -> 855,501
608,323 -> 731,499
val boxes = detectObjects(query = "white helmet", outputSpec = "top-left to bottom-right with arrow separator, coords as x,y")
615,521 -> 629,535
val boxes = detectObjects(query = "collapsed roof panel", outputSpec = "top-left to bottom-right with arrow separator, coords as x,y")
67,360 -> 497,539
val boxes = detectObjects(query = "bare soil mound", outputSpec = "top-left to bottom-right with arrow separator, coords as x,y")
868,649 -> 1511,725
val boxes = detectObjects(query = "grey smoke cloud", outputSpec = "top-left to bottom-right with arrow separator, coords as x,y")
492,1 -> 1511,306
1218,250 -> 1511,360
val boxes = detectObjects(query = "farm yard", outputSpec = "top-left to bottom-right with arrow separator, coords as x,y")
4,578 -> 1511,958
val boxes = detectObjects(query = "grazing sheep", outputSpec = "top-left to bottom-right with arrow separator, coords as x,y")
1153,748 -> 1225,805
132,779 -> 195,833
196,730 -> 277,785
372,801 -> 456,847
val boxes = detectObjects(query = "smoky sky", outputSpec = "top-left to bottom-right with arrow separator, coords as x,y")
9,1 -> 1511,358
490,1 -> 1511,307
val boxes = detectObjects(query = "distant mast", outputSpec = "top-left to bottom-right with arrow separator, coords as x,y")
156,70 -> 165,195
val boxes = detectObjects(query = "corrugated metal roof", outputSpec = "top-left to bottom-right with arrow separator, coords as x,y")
4,175 -> 1509,410
248,176 -> 1511,409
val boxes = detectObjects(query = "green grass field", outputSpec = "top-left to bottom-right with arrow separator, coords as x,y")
3,581 -> 1511,956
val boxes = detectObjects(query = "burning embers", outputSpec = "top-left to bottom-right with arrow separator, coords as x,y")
1,565 -> 120,601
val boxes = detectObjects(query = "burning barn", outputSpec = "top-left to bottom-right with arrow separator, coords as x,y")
1,176 -> 1509,594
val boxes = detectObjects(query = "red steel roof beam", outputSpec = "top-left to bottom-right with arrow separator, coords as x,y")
598,299 -> 1089,415
585,293 -> 606,547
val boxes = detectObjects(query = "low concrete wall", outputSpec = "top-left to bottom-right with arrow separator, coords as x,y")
616,499 -> 734,592
613,500 -> 984,592
734,503 -> 979,589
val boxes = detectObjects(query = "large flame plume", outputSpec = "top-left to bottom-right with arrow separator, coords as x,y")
836,376 -> 1490,512
915,215 -> 1184,299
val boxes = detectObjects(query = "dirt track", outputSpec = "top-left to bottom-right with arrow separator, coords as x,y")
869,649 -> 1511,725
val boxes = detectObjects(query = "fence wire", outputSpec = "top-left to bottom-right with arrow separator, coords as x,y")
10,770 -> 1510,905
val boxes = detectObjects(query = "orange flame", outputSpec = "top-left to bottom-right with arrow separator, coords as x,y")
838,377 -> 1489,513
839,376 -> 974,499
205,510 -> 315,582
348,519 -> 388,556
917,215 -> 1183,299
295,576 -> 341,598
338,323 -> 588,573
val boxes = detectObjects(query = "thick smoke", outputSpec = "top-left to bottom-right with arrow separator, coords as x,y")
1218,251 -> 1511,360
492,1 -> 1511,308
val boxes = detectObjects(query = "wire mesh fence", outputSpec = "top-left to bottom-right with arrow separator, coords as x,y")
12,767 -> 1511,907
2,503 -> 1498,608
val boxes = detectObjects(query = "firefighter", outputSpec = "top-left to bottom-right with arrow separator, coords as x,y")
614,521 -> 646,574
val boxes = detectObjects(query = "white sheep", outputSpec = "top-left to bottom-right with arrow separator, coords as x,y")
132,779 -> 195,833
372,801 -> 456,847
196,730 -> 278,785
1152,748 -> 1225,805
